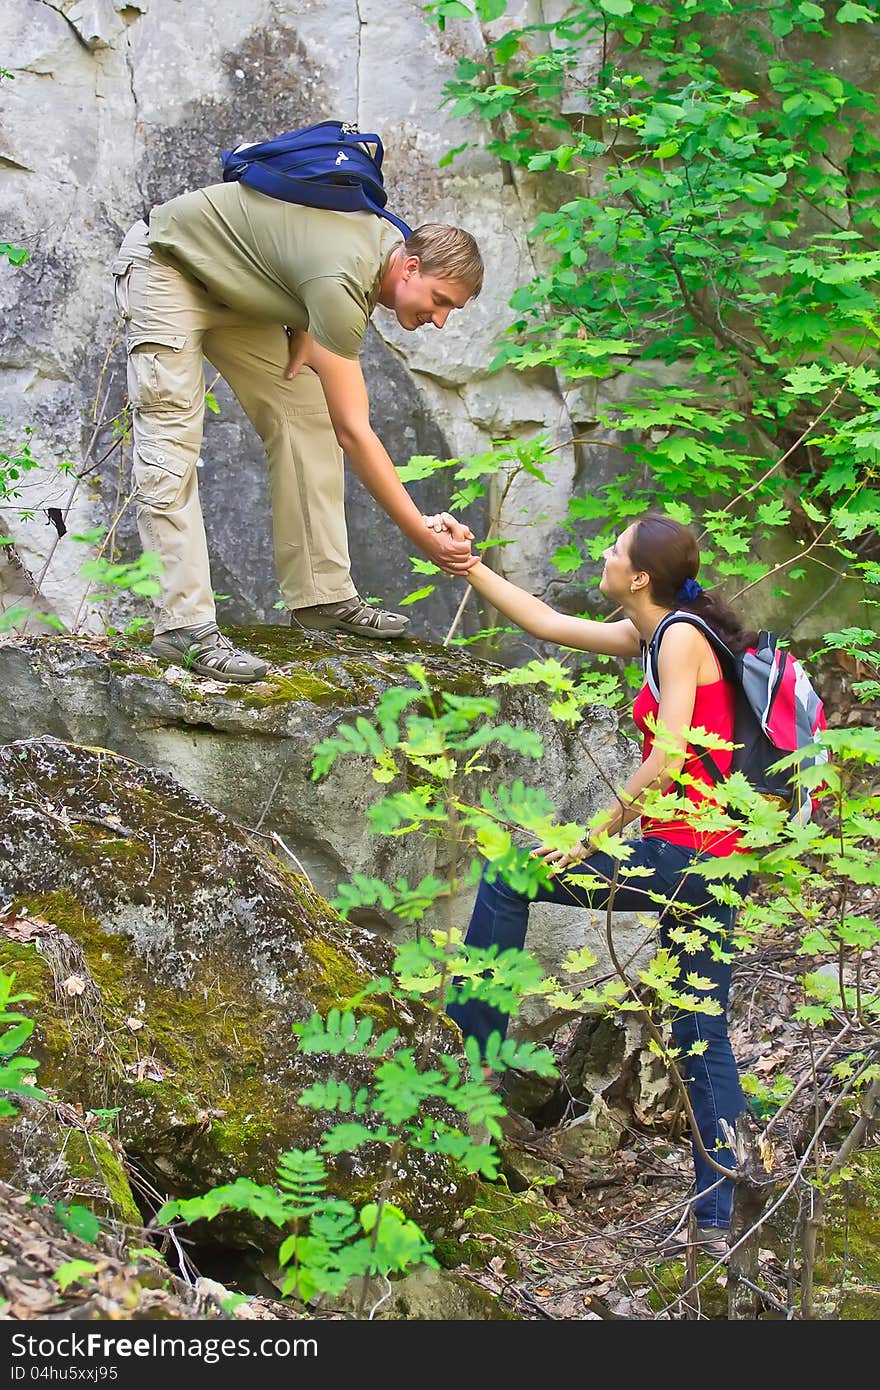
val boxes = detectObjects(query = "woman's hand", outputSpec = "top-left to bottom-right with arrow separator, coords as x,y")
423,511 -> 475,542
531,839 -> 594,877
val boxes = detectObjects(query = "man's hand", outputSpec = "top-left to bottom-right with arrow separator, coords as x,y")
421,510 -> 478,572
420,526 -> 479,575
284,328 -> 312,380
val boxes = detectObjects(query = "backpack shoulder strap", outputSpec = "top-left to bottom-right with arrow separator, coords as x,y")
643,611 -> 736,700
643,612 -> 738,788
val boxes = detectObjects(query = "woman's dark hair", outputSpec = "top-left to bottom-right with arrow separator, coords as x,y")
628,513 -> 758,654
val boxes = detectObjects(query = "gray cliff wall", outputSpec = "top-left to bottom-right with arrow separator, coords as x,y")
2,3 -> 874,644
0,0 -> 600,641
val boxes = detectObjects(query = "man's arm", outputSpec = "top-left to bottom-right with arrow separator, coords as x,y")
289,335 -> 475,575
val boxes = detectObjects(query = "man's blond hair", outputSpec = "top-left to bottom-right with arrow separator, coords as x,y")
404,224 -> 484,296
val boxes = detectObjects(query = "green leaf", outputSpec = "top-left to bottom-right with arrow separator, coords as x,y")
835,3 -> 875,22
552,543 -> 584,574
53,1260 -> 99,1293
399,585 -> 436,605
54,1204 -> 101,1244
475,0 -> 508,19
0,1021 -> 33,1056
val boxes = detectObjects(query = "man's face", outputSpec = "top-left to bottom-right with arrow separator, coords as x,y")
392,260 -> 472,331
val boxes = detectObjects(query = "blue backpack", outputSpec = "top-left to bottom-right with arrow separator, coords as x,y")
220,119 -> 414,238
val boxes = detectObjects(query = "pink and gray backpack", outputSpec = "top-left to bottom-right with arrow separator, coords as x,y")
643,612 -> 828,823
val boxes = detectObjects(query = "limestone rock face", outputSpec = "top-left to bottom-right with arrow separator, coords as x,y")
0,733 -> 477,1248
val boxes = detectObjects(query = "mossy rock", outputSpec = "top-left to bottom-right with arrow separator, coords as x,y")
633,1255 -> 729,1320
814,1150 -> 880,1292
431,1179 -> 558,1277
0,737 -> 486,1261
318,1264 -> 520,1320
0,633 -> 635,958
0,1102 -> 141,1228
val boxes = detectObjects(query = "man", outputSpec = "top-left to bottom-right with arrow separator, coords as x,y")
112,179 -> 482,682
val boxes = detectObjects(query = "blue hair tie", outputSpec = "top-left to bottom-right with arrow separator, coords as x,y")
676,577 -> 703,604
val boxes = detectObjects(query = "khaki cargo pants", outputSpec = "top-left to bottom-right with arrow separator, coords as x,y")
112,220 -> 357,635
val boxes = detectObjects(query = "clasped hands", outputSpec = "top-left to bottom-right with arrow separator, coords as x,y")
421,510 -> 481,577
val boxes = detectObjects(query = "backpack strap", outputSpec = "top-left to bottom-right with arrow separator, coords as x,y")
237,163 -> 413,237
642,611 -> 738,787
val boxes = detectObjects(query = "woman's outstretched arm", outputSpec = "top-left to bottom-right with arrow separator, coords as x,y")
539,623 -> 704,870
465,559 -> 641,657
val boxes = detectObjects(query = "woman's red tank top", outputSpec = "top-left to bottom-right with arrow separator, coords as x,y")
631,659 -> 742,857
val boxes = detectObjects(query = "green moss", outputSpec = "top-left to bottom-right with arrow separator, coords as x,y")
836,1287 -> 880,1320
233,671 -> 350,710
67,825 -> 151,868
0,938 -> 53,999
62,1128 -> 142,1225
298,934 -> 380,1019
633,1257 -> 729,1318
815,1151 -> 880,1288
107,660 -> 162,679
0,923 -> 84,1070
432,1180 -> 557,1275
0,889 -> 286,1116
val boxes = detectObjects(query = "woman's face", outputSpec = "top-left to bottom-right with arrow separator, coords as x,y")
599,525 -> 640,600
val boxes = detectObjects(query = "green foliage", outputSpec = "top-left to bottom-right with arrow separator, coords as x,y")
53,1203 -> 101,1245
53,1260 -> 99,1292
421,0 -> 880,620
0,969 -> 44,1119
0,425 -> 41,510
78,549 -> 164,600
741,1069 -> 795,1120
160,673 -> 567,1307
158,1148 -> 436,1303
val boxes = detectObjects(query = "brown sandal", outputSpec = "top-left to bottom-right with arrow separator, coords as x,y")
288,595 -> 409,639
150,622 -> 269,683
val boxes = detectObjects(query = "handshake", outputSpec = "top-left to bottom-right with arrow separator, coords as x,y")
420,510 -> 481,577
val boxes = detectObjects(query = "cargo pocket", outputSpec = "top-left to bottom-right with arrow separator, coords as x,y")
126,332 -> 190,411
133,439 -> 190,509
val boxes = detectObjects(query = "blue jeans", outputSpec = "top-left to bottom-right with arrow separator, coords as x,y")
447,837 -> 749,1228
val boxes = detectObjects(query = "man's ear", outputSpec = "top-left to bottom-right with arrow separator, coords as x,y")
401,254 -> 421,282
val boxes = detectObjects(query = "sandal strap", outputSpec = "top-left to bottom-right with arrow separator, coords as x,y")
332,598 -> 399,629
181,625 -> 261,673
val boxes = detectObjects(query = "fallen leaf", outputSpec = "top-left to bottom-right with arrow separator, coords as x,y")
125,1056 -> 170,1082
125,1017 -> 145,1032
1,911 -> 58,943
753,1049 -> 788,1075
6,1276 -> 57,1315
62,975 -> 87,997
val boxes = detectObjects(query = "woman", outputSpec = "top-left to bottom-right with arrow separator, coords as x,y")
442,512 -> 755,1253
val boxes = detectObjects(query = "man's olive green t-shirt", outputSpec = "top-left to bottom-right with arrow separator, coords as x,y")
148,183 -> 403,359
